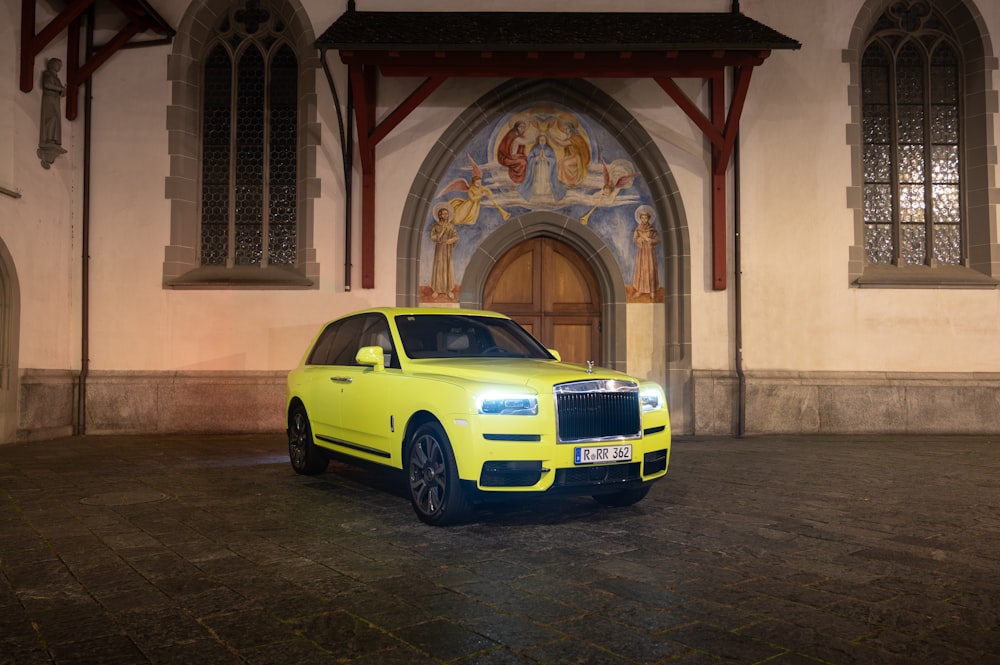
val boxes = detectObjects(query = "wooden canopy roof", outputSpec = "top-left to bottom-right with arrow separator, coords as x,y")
317,10 -> 800,53
318,6 -> 800,290
20,0 -> 174,120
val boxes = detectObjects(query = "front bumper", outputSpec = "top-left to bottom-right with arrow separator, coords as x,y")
447,418 -> 671,493
481,446 -> 669,491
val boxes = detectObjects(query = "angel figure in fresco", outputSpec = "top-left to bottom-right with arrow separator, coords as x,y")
631,205 -> 660,296
429,203 -> 458,299
580,159 -> 641,224
440,155 -> 510,224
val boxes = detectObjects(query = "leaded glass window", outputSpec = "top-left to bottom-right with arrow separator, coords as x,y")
200,0 -> 297,268
861,1 -> 962,266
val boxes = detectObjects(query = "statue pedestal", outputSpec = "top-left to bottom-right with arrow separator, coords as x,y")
38,143 -> 67,169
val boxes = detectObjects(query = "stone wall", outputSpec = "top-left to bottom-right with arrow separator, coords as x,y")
16,369 -> 286,441
16,368 -> 1000,441
17,370 -> 76,442
694,370 -> 1000,435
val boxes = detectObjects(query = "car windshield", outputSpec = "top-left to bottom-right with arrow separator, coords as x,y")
395,314 -> 554,359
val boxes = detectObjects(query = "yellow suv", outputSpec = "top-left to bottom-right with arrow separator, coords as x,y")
286,308 -> 670,525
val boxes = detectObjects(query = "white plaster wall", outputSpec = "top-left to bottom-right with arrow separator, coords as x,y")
0,0 -> 81,372
85,1 -> 370,373
0,0 -> 16,193
738,0 -> 1000,373
606,77 -> 720,370
9,0 -> 1000,384
627,304 -> 667,384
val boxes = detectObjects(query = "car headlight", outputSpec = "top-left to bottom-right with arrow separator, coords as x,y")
640,387 -> 665,413
477,393 -> 538,416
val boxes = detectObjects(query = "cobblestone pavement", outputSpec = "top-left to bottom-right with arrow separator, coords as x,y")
1,433 -> 998,664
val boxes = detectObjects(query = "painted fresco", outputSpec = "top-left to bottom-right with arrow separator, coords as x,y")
419,103 -> 665,304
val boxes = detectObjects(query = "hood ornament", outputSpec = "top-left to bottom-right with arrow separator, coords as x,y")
586,360 -> 594,374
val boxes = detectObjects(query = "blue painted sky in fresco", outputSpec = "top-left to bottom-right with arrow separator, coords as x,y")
418,101 -> 664,296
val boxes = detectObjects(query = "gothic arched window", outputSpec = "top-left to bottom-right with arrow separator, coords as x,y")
201,1 -> 297,268
861,1 -> 962,267
164,0 -> 318,289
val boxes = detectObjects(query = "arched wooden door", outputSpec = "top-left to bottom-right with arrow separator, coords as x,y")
483,237 -> 601,365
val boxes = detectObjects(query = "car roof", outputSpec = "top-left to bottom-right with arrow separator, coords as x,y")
330,307 -> 512,322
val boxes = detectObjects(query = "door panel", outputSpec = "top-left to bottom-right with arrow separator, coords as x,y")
484,237 -> 600,365
547,317 -> 599,366
488,250 -> 537,306
337,367 -> 398,463
546,246 -> 594,310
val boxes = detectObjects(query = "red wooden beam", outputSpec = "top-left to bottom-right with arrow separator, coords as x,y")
710,72 -> 727,291
349,65 -> 377,288
338,47 -> 773,290
349,66 -> 449,289
370,76 -> 447,146
22,0 -> 171,121
66,13 -> 82,119
716,65 -> 754,176
20,0 -> 96,92
655,77 -> 724,153
656,62 -> 762,290
340,49 -> 770,78
66,21 -> 143,120
19,0 -> 34,91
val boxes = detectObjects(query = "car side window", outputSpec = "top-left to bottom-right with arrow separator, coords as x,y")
307,316 -> 367,366
305,323 -> 338,365
327,316 -> 368,366
358,314 -> 399,369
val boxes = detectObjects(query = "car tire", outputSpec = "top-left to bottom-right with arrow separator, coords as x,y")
592,485 -> 650,507
287,405 -> 328,475
406,422 -> 473,526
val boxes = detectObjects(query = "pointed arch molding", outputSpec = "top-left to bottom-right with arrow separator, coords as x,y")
845,0 -> 1000,284
0,236 -> 21,444
162,0 -> 321,288
395,78 -> 693,376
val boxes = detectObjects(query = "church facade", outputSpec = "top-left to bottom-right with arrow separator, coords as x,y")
1,0 -> 998,443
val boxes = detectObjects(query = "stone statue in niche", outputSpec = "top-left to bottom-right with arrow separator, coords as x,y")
38,58 -> 67,169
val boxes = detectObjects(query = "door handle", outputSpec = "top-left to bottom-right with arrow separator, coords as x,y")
330,376 -> 353,384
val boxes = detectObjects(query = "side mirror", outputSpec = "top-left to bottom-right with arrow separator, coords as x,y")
355,346 -> 385,372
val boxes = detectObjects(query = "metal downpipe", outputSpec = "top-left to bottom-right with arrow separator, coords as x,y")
320,48 -> 354,292
732,0 -> 746,437
76,8 -> 94,435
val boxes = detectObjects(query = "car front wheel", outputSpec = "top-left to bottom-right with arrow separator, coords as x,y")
406,422 -> 472,526
287,405 -> 328,475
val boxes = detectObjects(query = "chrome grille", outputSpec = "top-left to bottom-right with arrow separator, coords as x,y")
554,380 -> 641,443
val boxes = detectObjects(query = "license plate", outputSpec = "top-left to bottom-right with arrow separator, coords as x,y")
574,444 -> 632,465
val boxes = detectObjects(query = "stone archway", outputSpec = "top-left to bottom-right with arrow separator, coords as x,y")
483,236 -> 602,365
395,78 -> 694,432
461,210 -> 627,371
0,237 -> 21,444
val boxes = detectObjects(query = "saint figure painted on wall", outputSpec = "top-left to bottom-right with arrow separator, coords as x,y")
429,204 -> 458,299
631,205 -> 660,296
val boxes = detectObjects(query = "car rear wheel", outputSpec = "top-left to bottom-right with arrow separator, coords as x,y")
592,485 -> 650,507
288,405 -> 327,475
406,422 -> 472,526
